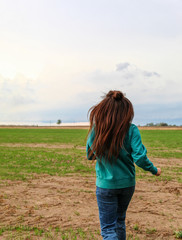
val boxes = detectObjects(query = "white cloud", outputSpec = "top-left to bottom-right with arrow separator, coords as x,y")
78,63 -> 164,99
0,61 -> 181,124
0,0 -> 182,124
0,74 -> 36,105
116,62 -> 130,71
0,74 -> 38,119
142,71 -> 160,78
116,62 -> 161,78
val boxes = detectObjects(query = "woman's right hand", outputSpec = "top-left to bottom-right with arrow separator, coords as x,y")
155,168 -> 161,176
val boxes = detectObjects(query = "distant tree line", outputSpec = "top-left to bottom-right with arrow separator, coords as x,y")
145,122 -> 178,127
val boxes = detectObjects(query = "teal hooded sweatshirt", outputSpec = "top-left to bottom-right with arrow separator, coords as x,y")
86,124 -> 157,189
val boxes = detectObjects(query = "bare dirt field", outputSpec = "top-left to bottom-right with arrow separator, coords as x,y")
0,125 -> 182,130
0,161 -> 181,240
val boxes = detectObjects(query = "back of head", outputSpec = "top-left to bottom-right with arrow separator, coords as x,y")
88,90 -> 134,162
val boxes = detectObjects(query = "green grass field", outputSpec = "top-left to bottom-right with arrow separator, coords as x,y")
0,128 -> 181,181
0,129 -> 87,145
0,128 -> 181,239
140,130 -> 182,158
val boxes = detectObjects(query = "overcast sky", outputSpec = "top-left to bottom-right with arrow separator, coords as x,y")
0,0 -> 182,125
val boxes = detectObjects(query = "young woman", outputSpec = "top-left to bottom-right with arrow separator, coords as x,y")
86,90 -> 161,240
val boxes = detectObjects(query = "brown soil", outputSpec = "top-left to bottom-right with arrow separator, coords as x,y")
0,143 -> 75,149
0,174 -> 181,239
0,143 -> 86,151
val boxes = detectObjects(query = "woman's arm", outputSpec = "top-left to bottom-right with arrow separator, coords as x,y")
131,125 -> 161,176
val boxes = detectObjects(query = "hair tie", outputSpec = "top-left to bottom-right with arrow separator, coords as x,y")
106,90 -> 124,101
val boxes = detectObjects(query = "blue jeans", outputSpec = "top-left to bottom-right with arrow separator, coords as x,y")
96,185 -> 135,240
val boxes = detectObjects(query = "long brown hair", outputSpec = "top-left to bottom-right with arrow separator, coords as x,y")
88,90 -> 134,162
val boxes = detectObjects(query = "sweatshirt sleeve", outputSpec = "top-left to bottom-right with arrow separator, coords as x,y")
86,128 -> 96,160
131,125 -> 158,175
86,142 -> 94,160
